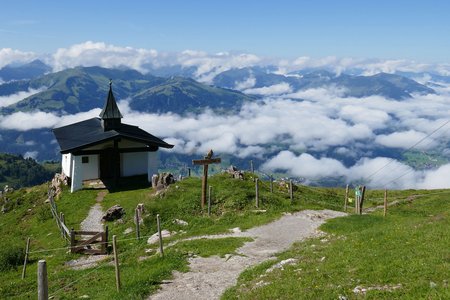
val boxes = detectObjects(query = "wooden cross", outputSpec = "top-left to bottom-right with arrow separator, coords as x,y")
192,150 -> 221,208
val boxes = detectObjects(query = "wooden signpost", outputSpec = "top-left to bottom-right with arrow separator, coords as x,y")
193,150 -> 221,208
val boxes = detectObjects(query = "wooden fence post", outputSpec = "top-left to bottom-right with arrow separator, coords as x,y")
250,160 -> 254,173
188,168 -> 191,177
270,175 -> 273,193
289,180 -> 293,202
22,237 -> 30,279
135,208 -> 140,240
70,228 -> 75,253
384,189 -> 388,217
359,186 -> 366,215
344,184 -> 349,212
255,178 -> 259,208
157,214 -> 164,257
208,185 -> 212,216
37,260 -> 48,300
112,235 -> 121,292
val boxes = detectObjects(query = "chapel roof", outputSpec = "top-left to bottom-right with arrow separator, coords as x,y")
99,81 -> 123,120
53,117 -> 173,153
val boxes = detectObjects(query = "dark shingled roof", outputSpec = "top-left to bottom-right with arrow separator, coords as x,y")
99,84 -> 123,119
53,117 -> 173,153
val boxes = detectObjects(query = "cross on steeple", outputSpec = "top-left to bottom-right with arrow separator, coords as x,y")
99,80 -> 123,131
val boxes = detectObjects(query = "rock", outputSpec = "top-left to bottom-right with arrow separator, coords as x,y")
147,230 -> 172,244
230,227 -> 241,233
173,219 -> 188,226
102,205 -> 125,221
123,227 -> 133,234
226,165 -> 244,180
152,173 -> 176,190
266,258 -> 298,273
151,174 -> 158,188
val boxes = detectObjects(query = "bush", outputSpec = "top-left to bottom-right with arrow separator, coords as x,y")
0,243 -> 25,271
36,205 -> 53,222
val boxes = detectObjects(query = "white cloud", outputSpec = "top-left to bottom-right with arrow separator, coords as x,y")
0,87 -> 47,107
24,151 -> 38,160
0,48 -> 37,69
262,151 -> 347,179
375,130 -> 433,150
244,83 -> 292,95
52,41 -> 158,73
234,76 -> 256,90
419,164 -> 450,189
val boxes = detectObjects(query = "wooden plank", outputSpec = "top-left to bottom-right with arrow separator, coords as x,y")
192,158 -> 221,165
78,233 -> 103,246
73,230 -> 104,235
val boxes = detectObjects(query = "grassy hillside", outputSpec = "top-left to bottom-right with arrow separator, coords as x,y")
223,190 -> 450,299
0,173 -> 448,299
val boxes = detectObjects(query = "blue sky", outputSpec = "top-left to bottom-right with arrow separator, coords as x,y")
0,0 -> 449,62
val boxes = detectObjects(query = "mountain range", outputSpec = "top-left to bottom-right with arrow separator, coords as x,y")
0,61 -> 447,184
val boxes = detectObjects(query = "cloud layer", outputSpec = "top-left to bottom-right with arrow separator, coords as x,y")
2,80 -> 450,189
3,41 -> 450,80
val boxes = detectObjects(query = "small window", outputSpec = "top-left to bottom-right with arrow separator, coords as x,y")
82,156 -> 89,164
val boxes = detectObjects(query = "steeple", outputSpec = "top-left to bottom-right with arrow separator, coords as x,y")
99,80 -> 123,130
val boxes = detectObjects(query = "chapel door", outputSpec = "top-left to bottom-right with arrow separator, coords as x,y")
100,148 -> 114,179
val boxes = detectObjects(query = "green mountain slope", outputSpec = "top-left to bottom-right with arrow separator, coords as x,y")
0,153 -> 57,190
0,67 -> 255,116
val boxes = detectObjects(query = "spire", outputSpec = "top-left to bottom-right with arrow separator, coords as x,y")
99,80 -> 123,130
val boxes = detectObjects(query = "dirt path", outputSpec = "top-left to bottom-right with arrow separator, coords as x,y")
66,190 -> 108,270
148,209 -> 347,300
80,191 -> 106,232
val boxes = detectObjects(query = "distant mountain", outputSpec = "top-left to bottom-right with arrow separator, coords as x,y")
212,68 -> 435,99
131,76 -> 257,114
0,60 -> 52,82
0,66 -> 255,116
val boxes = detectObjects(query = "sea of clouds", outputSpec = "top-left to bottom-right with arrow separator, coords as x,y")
2,42 -> 450,189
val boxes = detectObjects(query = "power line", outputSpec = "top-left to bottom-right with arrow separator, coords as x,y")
363,119 -> 450,184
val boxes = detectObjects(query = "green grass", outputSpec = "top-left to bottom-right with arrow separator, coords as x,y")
223,190 -> 450,299
171,237 -> 253,258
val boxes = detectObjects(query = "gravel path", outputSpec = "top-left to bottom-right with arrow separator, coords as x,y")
148,209 -> 347,300
80,191 -> 106,232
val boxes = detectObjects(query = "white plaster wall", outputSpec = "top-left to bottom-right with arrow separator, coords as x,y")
147,151 -> 159,182
61,153 -> 72,177
121,152 -> 148,177
81,155 -> 99,180
71,156 -> 83,193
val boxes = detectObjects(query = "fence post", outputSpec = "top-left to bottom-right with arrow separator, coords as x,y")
70,228 -> 75,253
359,186 -> 366,215
289,180 -> 293,202
103,225 -> 109,254
22,237 -> 30,279
344,184 -> 349,212
384,189 -> 388,217
157,214 -> 164,257
270,175 -> 273,193
250,160 -> 254,173
188,168 -> 191,177
208,185 -> 212,216
112,235 -> 121,292
135,208 -> 140,240
255,178 -> 259,208
37,260 -> 48,300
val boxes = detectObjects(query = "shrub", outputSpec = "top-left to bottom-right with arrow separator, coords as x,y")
0,243 -> 25,271
36,205 -> 53,222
